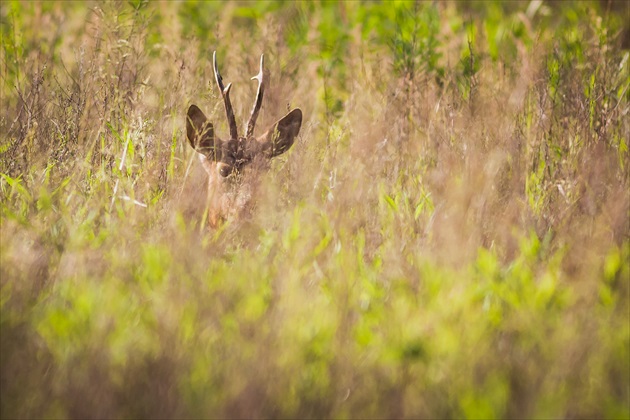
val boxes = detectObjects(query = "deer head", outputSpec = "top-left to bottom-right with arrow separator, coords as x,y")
186,51 -> 302,227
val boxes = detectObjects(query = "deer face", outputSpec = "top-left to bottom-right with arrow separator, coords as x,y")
186,52 -> 302,226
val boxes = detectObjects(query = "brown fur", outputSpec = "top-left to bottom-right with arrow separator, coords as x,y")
186,53 -> 302,227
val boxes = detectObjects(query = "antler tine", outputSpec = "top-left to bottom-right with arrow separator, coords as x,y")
245,54 -> 265,138
213,51 -> 238,140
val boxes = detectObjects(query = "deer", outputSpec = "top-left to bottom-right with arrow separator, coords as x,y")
186,51 -> 302,227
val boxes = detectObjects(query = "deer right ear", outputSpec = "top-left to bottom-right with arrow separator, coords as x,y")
257,108 -> 302,158
186,105 -> 216,157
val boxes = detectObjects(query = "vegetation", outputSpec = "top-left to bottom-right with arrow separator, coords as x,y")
1,1 -> 628,418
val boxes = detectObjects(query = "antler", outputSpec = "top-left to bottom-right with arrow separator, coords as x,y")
246,54 -> 265,138
213,51 -> 238,140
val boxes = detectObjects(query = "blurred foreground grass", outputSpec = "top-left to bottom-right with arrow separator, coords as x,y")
1,1 -> 629,418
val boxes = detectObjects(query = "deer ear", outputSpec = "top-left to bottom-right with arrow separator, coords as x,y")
257,108 -> 302,158
186,105 -> 216,157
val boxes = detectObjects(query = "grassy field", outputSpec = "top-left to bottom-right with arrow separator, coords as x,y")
1,1 -> 629,418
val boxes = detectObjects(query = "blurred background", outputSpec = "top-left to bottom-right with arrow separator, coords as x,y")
1,1 -> 628,418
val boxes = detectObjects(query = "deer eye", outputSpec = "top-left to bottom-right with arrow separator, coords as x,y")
218,164 -> 235,178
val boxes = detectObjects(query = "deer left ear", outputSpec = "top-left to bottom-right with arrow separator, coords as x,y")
186,105 -> 217,158
257,108 -> 302,158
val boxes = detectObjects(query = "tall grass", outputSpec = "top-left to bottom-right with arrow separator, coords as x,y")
1,1 -> 629,418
